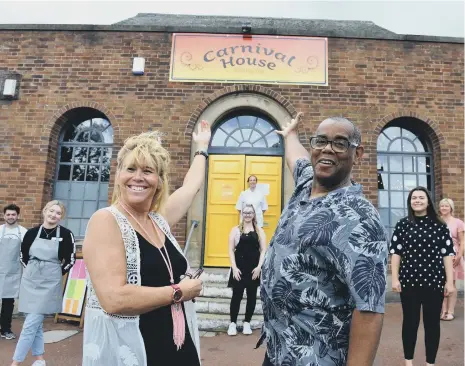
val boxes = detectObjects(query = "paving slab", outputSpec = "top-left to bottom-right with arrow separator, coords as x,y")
0,302 -> 462,366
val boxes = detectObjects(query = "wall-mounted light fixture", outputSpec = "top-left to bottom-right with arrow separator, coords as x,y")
132,57 -> 145,75
241,24 -> 252,34
2,79 -> 17,97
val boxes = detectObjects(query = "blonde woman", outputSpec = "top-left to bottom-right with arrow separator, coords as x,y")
439,198 -> 464,321
227,204 -> 266,336
11,200 -> 75,366
83,122 -> 211,366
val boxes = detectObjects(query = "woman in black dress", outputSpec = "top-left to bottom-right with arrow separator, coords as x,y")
83,122 -> 212,365
390,187 -> 455,366
227,204 -> 267,336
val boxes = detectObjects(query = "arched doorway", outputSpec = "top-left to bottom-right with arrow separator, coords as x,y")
53,112 -> 113,239
377,122 -> 434,237
203,110 -> 284,267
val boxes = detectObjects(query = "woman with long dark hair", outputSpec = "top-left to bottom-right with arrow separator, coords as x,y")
390,187 -> 455,366
227,204 -> 266,336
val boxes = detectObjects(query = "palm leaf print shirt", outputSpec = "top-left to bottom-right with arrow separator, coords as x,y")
260,158 -> 388,366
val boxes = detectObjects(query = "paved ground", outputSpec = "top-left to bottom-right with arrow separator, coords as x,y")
0,302 -> 462,366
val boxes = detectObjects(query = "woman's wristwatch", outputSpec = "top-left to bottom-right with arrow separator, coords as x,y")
170,284 -> 183,304
194,148 -> 208,159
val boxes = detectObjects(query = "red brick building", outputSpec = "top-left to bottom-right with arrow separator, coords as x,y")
0,14 -> 463,267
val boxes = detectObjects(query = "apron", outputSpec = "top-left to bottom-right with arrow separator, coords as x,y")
18,226 -> 63,314
0,226 -> 22,298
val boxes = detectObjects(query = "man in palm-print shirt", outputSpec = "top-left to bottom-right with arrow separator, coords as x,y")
259,114 -> 388,366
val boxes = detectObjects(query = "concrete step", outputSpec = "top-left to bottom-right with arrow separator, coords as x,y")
197,312 -> 263,332
200,284 -> 260,299
195,296 -> 263,315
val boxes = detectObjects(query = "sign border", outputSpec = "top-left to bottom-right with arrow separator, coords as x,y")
169,33 -> 328,86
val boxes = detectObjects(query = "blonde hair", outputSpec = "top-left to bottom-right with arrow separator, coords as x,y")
42,200 -> 66,220
439,198 -> 455,214
239,204 -> 260,241
112,131 -> 170,212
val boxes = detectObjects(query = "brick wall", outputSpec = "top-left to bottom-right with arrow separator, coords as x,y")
0,31 -> 463,244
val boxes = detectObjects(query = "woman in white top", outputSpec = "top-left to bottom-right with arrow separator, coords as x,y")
235,175 -> 268,228
82,121 -> 211,366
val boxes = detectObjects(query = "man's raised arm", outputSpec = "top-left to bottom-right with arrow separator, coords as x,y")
276,112 -> 310,175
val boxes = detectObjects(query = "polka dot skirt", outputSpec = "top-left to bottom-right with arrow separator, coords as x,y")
389,216 -> 455,290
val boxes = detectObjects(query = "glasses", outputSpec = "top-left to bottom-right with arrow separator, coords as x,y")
243,212 -> 254,216
309,136 -> 358,153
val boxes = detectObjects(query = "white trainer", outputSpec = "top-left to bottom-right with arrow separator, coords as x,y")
227,322 -> 237,336
32,361 -> 46,366
242,321 -> 253,335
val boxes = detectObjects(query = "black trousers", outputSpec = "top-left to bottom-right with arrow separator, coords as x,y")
400,287 -> 444,364
229,282 -> 258,323
0,298 -> 15,332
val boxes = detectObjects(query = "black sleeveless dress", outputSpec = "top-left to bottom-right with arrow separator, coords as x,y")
137,232 -> 200,366
227,229 -> 261,288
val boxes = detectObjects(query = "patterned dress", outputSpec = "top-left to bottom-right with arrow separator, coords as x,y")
259,158 -> 388,366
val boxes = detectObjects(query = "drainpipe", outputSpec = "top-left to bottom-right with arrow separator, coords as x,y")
184,220 -> 199,255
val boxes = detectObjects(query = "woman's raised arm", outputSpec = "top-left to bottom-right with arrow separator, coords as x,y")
164,120 -> 211,227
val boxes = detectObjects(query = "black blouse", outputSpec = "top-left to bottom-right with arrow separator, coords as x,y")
20,225 -> 76,275
389,216 -> 455,291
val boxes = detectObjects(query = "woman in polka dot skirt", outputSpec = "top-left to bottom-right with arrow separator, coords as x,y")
390,186 -> 455,366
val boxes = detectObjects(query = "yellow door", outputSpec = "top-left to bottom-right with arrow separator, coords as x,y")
204,155 -> 245,267
204,155 -> 283,267
245,156 -> 282,245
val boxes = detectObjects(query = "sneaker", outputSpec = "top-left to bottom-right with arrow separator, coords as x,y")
0,331 -> 16,340
227,322 -> 237,336
31,360 -> 46,366
242,321 -> 253,335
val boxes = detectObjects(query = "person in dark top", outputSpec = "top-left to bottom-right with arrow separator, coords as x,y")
11,200 -> 75,366
227,204 -> 267,336
390,186 -> 455,366
20,224 -> 75,274
83,123 -> 212,365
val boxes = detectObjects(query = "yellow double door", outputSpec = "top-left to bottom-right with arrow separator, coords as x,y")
204,155 -> 282,267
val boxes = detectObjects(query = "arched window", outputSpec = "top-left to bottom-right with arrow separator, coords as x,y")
53,117 -> 113,238
377,125 -> 433,237
209,111 -> 283,155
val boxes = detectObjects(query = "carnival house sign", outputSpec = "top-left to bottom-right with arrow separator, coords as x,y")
169,33 -> 328,85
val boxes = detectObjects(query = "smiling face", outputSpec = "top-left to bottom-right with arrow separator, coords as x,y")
43,205 -> 63,227
310,119 -> 363,190
248,175 -> 257,190
117,153 -> 159,210
439,202 -> 452,216
4,209 -> 18,226
410,190 -> 429,216
242,205 -> 256,224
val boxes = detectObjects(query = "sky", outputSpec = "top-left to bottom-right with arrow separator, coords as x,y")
0,0 -> 463,38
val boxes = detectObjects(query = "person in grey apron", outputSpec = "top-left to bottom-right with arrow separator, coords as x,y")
0,227 -> 23,339
11,200 -> 75,366
1,203 -> 27,340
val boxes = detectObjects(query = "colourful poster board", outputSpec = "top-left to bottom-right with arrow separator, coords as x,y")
55,254 -> 87,327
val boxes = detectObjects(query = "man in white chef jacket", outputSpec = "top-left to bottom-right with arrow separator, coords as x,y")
236,175 -> 268,228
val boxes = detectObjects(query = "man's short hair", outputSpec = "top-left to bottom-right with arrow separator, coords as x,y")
325,116 -> 362,145
4,204 -> 20,215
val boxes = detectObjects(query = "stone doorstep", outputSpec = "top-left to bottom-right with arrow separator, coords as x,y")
196,296 -> 263,315
197,313 -> 263,333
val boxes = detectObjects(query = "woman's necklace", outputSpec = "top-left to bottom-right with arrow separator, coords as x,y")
42,226 -> 57,239
118,202 -> 186,349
